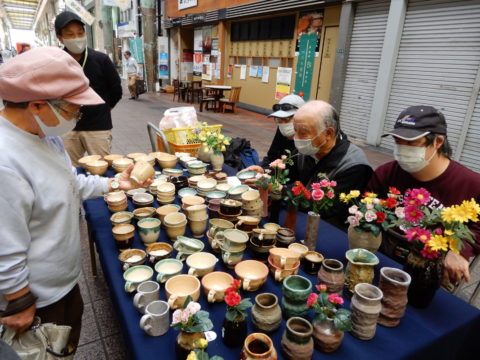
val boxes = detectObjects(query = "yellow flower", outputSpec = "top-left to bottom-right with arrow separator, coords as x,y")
223,140 -> 230,145
221,145 -> 226,151
194,338 -> 208,349
186,351 -> 198,360
199,135 -> 206,142
441,207 -> 456,222
218,134 -> 225,140
427,235 -> 449,252
206,131 -> 212,136
444,229 -> 454,236
449,205 -> 471,223
202,122 -> 208,126
339,193 -> 347,202
460,199 -> 480,222
349,190 -> 360,198
366,192 -> 377,199
361,197 -> 373,204
447,237 -> 460,254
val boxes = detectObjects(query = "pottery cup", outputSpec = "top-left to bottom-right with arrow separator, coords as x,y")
235,215 -> 261,232
235,260 -> 269,291
155,259 -> 183,283
146,242 -> 173,265
130,160 -> 155,185
303,251 -> 325,274
112,224 -> 135,251
252,228 -> 277,246
118,249 -> 147,271
156,204 -> 181,226
165,275 -> 201,309
220,245 -> 246,269
139,300 -> 170,336
123,265 -> 154,292
133,207 -> 156,221
186,252 -> 218,277
137,218 -> 161,245
276,227 -> 296,247
221,229 -> 249,251
288,243 -> 309,259
110,211 -> 134,226
201,272 -> 234,303
267,256 -> 300,282
269,248 -> 300,268
133,281 -> 160,314
188,215 -> 209,238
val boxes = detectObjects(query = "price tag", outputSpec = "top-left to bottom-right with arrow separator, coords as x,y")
204,331 -> 217,342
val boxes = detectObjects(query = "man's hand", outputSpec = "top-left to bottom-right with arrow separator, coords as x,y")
241,166 -> 264,186
116,164 -> 153,191
1,303 -> 36,334
444,250 -> 471,284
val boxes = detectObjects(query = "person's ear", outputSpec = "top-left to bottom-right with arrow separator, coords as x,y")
434,135 -> 445,149
27,101 -> 47,115
57,34 -> 64,44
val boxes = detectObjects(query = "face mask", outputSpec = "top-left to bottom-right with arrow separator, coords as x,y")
34,102 -> 77,137
278,122 -> 295,138
63,36 -> 87,54
394,143 -> 437,173
295,137 -> 321,156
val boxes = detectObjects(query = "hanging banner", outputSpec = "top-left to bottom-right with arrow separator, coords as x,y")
65,0 -> 95,25
158,37 -> 169,79
178,0 -> 197,10
275,67 -> 292,100
202,54 -> 212,81
202,27 -> 212,54
295,10 -> 324,56
294,33 -> 317,100
129,38 -> 144,64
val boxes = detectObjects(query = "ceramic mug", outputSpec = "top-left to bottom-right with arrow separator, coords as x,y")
235,216 -> 261,232
251,228 -> 277,246
209,218 -> 234,237
235,260 -> 269,291
165,275 -> 201,310
267,256 -> 300,282
186,252 -> 218,277
221,229 -> 250,251
137,218 -> 161,245
188,215 -> 209,238
155,259 -> 183,283
123,265 -> 154,293
221,245 -> 246,269
303,251 -> 324,274
165,221 -> 187,242
139,300 -> 170,336
269,248 -> 300,268
130,160 -> 155,185
201,272 -> 234,303
146,242 -> 173,265
185,204 -> 208,221
133,281 -> 160,314
118,249 -> 147,271
288,243 -> 309,259
276,227 -> 296,247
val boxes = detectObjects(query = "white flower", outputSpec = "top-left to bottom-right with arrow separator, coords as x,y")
348,205 -> 358,214
364,210 -> 377,222
373,198 -> 381,204
186,301 -> 201,315
395,207 -> 405,219
366,203 -> 374,210
181,309 -> 191,322
355,211 -> 364,220
172,309 -> 182,324
347,216 -> 360,227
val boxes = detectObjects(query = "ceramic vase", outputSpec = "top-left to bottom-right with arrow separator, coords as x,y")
259,188 -> 269,218
344,249 -> 379,298
312,317 -> 344,353
350,283 -> 383,340
317,259 -> 344,295
241,333 -> 277,360
176,331 -> 205,360
377,267 -> 411,327
403,250 -> 443,308
210,151 -> 224,171
252,293 -> 282,333
222,316 -> 247,347
198,144 -> 212,162
304,211 -> 320,251
284,204 -> 298,231
281,317 -> 314,360
281,275 -> 312,319
347,225 -> 382,253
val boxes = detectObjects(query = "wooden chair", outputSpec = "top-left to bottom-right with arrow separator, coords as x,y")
219,87 -> 241,113
172,79 -> 186,102
187,80 -> 203,103
199,88 -> 218,112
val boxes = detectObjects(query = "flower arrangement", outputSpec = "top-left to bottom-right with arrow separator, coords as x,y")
307,284 -> 352,331
186,339 -> 224,360
340,189 -> 398,237
194,122 -> 231,154
268,150 -> 296,192
224,279 -> 253,322
310,173 -> 337,214
254,171 -> 272,191
393,188 -> 480,259
284,181 -> 311,210
171,297 -> 213,333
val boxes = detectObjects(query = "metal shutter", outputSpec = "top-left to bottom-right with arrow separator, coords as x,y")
460,93 -> 480,172
339,0 -> 391,141
381,0 -> 480,158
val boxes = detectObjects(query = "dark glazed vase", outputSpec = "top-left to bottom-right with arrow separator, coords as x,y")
222,316 -> 248,347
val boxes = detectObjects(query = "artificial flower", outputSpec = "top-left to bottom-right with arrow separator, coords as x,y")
312,189 -> 324,201
405,227 -> 420,242
395,206 -> 405,219
386,197 -> 397,209
172,309 -> 182,324
376,211 -> 386,223
328,293 -> 344,305
194,338 -> 208,350
327,191 -> 334,199
404,205 -> 424,223
306,293 -> 318,307
348,205 -> 358,214
364,210 -> 377,222
187,351 -> 198,360
389,187 -> 400,195
427,235 -> 449,252
416,228 -> 432,244
225,292 -> 241,307
316,284 -> 327,292
347,216 -> 360,227
186,301 -> 201,315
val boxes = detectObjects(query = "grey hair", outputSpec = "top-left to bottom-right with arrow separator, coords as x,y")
308,100 -> 340,137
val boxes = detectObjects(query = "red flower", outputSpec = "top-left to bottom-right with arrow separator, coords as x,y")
231,279 -> 241,290
311,183 -> 321,190
389,187 -> 400,195
292,185 -> 302,196
225,292 -> 241,307
376,211 -> 386,223
304,190 -> 311,200
327,293 -> 344,305
225,287 -> 237,296
316,284 -> 327,292
306,293 -> 318,307
386,197 -> 397,209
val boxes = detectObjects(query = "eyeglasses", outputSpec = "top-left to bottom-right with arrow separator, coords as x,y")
272,103 -> 298,112
53,105 -> 83,122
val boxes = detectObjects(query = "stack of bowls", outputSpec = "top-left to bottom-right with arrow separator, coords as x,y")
149,178 -> 166,194
110,211 -> 134,226
267,248 -> 301,282
241,190 -> 264,217
163,212 -> 187,242
163,168 -> 183,177
78,155 -> 102,169
207,199 -> 221,218
179,155 -> 197,168
156,204 -> 181,227
216,183 -> 232,193
135,155 -> 156,167
85,160 -> 108,175
112,158 -> 134,173
219,199 -> 242,223
181,195 -> 205,210
206,191 -> 226,202
196,178 -> 217,197
178,187 -> 197,198
188,175 -> 207,188
227,185 -> 250,201
185,204 -> 209,238
156,182 -> 176,204
214,172 -> 228,184
174,236 -> 205,261
127,152 -> 146,161
126,188 -> 147,199
157,152 -> 178,169
169,176 -> 189,191
187,161 -> 208,176
106,191 -> 128,212
103,154 -> 124,166
132,193 -> 154,208
133,207 -> 157,220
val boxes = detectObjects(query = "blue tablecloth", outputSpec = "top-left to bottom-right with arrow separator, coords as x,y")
83,167 -> 480,360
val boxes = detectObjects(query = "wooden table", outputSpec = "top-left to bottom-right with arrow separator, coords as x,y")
204,85 -> 232,111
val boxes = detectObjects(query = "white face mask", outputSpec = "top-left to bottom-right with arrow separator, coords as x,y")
295,138 -> 321,156
63,36 -> 87,54
34,102 -> 77,137
394,143 -> 437,173
278,122 -> 295,138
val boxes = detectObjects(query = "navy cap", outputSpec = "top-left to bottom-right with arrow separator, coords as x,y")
55,11 -> 84,34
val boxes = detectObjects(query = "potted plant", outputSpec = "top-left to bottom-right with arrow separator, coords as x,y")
307,284 -> 352,352
393,188 -> 479,308
171,297 -> 213,360
186,338 -> 224,360
255,172 -> 272,218
222,279 -> 253,347
283,180 -> 311,231
268,150 -> 296,195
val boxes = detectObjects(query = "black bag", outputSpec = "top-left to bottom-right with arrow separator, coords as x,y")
224,137 -> 259,170
136,79 -> 146,95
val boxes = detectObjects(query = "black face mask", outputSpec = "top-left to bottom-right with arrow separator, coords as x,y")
272,103 -> 298,112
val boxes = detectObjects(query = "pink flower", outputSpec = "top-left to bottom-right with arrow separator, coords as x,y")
307,293 -> 318,307
347,216 -> 360,227
172,309 -> 183,324
366,203 -> 374,210
277,162 -> 286,170
328,293 -> 344,305
434,228 -> 443,235
312,189 -> 324,201
180,309 -> 191,323
395,207 -> 405,219
364,210 -> 377,222
329,180 -> 337,187
373,198 -> 381,205
405,205 -> 424,223
405,227 -> 420,242
355,211 -> 364,220
327,191 -> 334,199
410,188 -> 431,206
316,284 -> 327,292
269,159 -> 281,168
416,229 -> 432,244
319,179 -> 329,187
420,246 -> 440,260
348,205 -> 358,214
311,183 -> 321,190
186,301 -> 201,315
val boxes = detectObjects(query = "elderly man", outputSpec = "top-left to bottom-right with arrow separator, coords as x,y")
368,105 -> 480,285
0,47 -> 147,353
260,94 -> 305,167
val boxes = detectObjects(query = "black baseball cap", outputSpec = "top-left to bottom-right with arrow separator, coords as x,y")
382,105 -> 447,141
55,11 -> 84,35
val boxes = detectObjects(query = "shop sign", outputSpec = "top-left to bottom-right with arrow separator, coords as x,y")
65,0 -> 95,26
192,14 -> 205,23
178,0 -> 197,10
294,33 -> 317,100
117,22 -> 135,38
171,18 -> 182,26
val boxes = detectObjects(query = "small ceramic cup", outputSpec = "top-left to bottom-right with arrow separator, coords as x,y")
112,224 -> 135,251
185,204 -> 208,221
186,252 -> 218,277
303,251 -> 325,274
130,160 -> 155,185
235,260 -> 269,291
110,211 -> 134,226
188,214 -> 209,238
267,256 -> 300,282
165,275 -> 201,310
155,259 -> 183,283
288,243 -> 309,259
164,219 -> 187,242
269,248 -> 300,268
222,229 -> 250,251
201,272 -> 234,303
123,265 -> 154,293
139,300 -> 170,336
146,242 -> 173,265
275,227 -> 296,247
137,218 -> 161,245
118,249 -> 147,271
156,204 -> 181,227
221,245 -> 246,269
133,281 -> 160,314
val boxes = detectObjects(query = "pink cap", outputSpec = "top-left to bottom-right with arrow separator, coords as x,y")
0,47 -> 104,105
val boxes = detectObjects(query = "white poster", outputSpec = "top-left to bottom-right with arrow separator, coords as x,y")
178,0 -> 197,10
262,66 -> 270,83
249,66 -> 258,77
240,65 -> 247,80
194,28 -> 203,52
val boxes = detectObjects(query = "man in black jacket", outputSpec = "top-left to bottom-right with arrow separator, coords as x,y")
55,11 -> 122,166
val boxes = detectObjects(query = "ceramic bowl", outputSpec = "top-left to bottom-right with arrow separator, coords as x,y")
157,182 -> 176,194
218,210 -> 241,223
112,157 -> 133,173
206,191 -> 226,201
269,248 -> 301,268
78,154 -> 102,168
276,227 -> 296,247
85,160 -> 108,175
237,170 -> 257,181
118,249 -> 146,271
188,175 -> 207,188
156,204 -> 181,225
163,168 -> 183,177
263,223 -> 281,233
288,243 -> 309,259
127,152 -> 147,160
135,155 -> 155,167
184,204 -> 208,220
220,199 -> 243,215
228,185 -> 250,200
165,275 -> 200,310
268,257 -> 300,282
178,187 -> 197,198
146,242 -> 173,265
216,183 -> 232,192
155,259 -> 184,283
197,178 -> 217,191
157,152 -> 178,169
126,188 -> 147,198
169,176 -> 189,191
241,189 -> 260,202
179,156 -> 197,167
234,260 -> 269,291
132,207 -> 156,220
132,193 -> 154,208
186,252 -> 218,278
105,191 -> 127,205
201,271 -> 234,303
174,237 -> 205,261
163,212 -> 187,226
182,195 -> 205,208
108,203 -> 128,213
110,211 -> 134,226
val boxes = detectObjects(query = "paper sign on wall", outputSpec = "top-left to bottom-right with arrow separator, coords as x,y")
240,65 -> 247,80
275,67 -> 292,100
262,66 -> 270,83
257,66 -> 263,78
250,66 -> 258,77
227,65 -> 233,78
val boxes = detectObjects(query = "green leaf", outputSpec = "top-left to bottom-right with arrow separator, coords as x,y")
210,356 -> 225,360
225,310 -> 237,322
196,352 -> 209,360
183,295 -> 193,309
334,312 -> 352,332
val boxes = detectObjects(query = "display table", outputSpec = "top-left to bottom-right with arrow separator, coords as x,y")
82,168 -> 480,360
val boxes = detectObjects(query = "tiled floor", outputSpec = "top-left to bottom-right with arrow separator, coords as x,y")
74,87 -> 479,359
